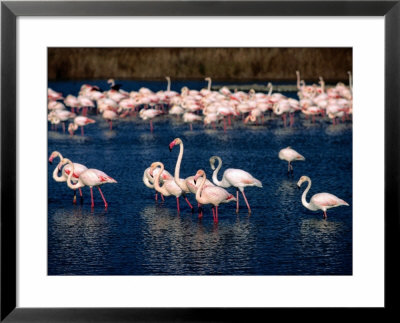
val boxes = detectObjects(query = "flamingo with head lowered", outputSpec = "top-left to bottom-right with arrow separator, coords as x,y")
193,169 -> 236,223
68,116 -> 96,136
278,147 -> 305,175
209,156 -> 262,214
61,158 -> 117,208
48,151 -> 87,204
297,175 -> 349,219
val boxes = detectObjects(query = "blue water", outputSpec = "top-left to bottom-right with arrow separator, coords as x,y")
48,81 -> 352,275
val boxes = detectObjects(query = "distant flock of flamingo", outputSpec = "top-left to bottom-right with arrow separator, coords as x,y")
47,71 -> 353,135
49,138 -> 349,223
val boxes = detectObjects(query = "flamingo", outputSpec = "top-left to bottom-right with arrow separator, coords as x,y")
102,109 -> 118,130
193,169 -> 236,223
139,108 -> 163,132
62,158 -> 117,208
68,116 -> 96,136
169,138 -> 214,212
149,162 -> 185,213
209,156 -> 262,214
143,166 -> 173,201
278,147 -> 305,175
48,151 -> 87,203
297,175 -> 349,219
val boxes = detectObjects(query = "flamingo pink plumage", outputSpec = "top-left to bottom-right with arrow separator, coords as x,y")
149,161 -> 185,213
209,156 -> 262,214
62,158 -> 117,208
193,169 -> 236,222
68,116 -> 96,136
297,175 -> 349,219
49,151 -> 87,203
278,147 -> 305,175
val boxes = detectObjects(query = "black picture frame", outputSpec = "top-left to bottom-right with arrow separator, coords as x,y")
1,1 -> 399,321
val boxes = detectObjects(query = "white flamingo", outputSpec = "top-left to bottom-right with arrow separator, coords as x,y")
143,166 -> 173,201
278,147 -> 305,175
297,175 -> 349,219
48,151 -> 87,203
193,169 -> 236,222
209,156 -> 262,214
149,161 -> 185,213
62,158 -> 117,208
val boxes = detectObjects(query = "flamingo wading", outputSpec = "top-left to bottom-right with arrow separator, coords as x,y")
209,156 -> 262,214
193,169 -> 236,223
48,151 -> 87,203
61,158 -> 117,208
297,175 -> 349,219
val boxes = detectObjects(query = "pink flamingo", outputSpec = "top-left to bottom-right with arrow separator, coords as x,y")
169,138 -> 214,213
278,147 -> 305,175
139,108 -> 162,132
62,158 -> 117,208
143,166 -> 173,201
149,161 -> 185,213
48,151 -> 87,204
297,175 -> 349,219
193,169 -> 236,223
102,109 -> 118,130
68,116 -> 96,136
209,156 -> 262,214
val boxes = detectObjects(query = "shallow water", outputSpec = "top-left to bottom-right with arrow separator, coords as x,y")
48,81 -> 352,275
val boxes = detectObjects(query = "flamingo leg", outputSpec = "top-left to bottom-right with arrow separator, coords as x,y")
155,192 -> 158,201
241,190 -> 251,214
183,195 -> 194,211
81,126 -> 84,136
189,123 -> 193,131
78,187 -> 83,197
176,197 -> 180,213
323,210 -> 327,219
109,120 -> 113,130
150,120 -> 153,132
97,186 -> 108,208
236,189 -> 239,213
215,206 -> 219,223
212,207 -> 216,222
73,190 -> 77,204
90,187 -> 94,208
161,194 -> 165,202
62,122 -> 66,133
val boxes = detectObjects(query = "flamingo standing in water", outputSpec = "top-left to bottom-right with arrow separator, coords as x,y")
169,138 -> 214,213
102,109 -> 118,130
193,169 -> 236,223
149,161 -> 186,213
48,151 -> 87,203
209,156 -> 262,214
139,108 -> 162,132
143,166 -> 173,201
68,116 -> 96,136
62,158 -> 117,208
297,175 -> 349,219
278,147 -> 305,175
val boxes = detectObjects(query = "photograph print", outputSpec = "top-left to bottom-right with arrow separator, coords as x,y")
47,48 -> 352,275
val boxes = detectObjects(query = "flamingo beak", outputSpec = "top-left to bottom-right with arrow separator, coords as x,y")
169,142 -> 175,152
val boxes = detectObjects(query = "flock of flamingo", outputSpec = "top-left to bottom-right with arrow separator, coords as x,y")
49,138 -> 349,223
47,71 -> 353,135
48,72 -> 351,222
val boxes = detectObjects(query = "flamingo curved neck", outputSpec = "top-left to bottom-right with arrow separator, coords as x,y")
301,178 -> 312,210
195,173 -> 207,203
212,157 -> 225,187
51,152 -> 64,182
65,160 -> 84,189
153,163 -> 168,195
